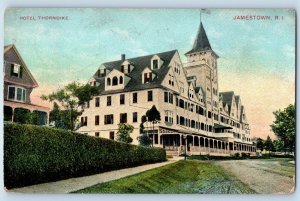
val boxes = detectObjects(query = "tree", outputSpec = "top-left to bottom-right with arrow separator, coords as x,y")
116,123 -> 134,143
256,138 -> 265,152
137,115 -> 152,146
41,81 -> 99,130
273,139 -> 284,152
264,136 -> 274,152
270,104 -> 295,154
145,105 -> 161,146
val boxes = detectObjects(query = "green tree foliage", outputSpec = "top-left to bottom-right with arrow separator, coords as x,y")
146,105 -> 161,125
116,123 -> 134,143
264,136 -> 274,152
270,104 -> 295,153
256,138 -> 265,151
4,124 -> 166,189
138,115 -> 152,146
145,105 -> 161,146
41,81 -> 99,130
273,139 -> 284,152
13,108 -> 32,124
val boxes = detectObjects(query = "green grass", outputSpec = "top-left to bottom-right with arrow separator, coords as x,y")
74,160 -> 255,194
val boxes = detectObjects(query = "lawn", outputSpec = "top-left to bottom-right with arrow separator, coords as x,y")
75,160 -> 255,194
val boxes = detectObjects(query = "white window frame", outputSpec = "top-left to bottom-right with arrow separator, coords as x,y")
7,85 -> 26,102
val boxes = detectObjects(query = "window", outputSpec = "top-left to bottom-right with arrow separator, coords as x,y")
168,74 -> 174,86
95,132 -> 99,137
169,93 -> 173,104
98,69 -> 106,77
144,72 -> 152,83
121,65 -> 124,73
10,64 -> 22,78
208,111 -> 212,118
120,94 -> 125,105
120,113 -> 127,124
95,97 -> 100,107
132,92 -> 137,103
179,99 -> 184,108
8,87 -> 15,99
109,131 -> 115,140
164,92 -> 168,103
133,112 -> 138,123
147,90 -> 153,101
81,116 -> 88,126
112,76 -> 118,86
107,96 -> 111,106
119,76 -> 123,84
95,115 -> 99,125
7,86 -> 26,102
107,78 -> 111,86
164,111 -> 173,124
153,59 -> 158,69
180,116 -> 185,125
104,114 -> 114,124
164,91 -> 173,104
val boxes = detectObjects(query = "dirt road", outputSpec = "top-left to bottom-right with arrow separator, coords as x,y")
216,159 -> 295,194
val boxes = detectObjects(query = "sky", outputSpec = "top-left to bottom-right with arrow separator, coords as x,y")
4,8 -> 295,139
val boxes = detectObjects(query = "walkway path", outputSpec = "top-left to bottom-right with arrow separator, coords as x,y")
10,157 -> 181,193
216,159 -> 295,194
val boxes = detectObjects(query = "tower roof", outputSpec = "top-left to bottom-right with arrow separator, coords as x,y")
185,22 -> 212,55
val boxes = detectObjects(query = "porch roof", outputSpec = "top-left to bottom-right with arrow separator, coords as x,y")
214,123 -> 233,130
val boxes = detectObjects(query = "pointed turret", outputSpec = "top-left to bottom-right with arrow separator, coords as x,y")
185,22 -> 212,55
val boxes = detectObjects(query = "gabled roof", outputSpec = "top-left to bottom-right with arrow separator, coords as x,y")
94,50 -> 177,95
185,22 -> 212,55
219,91 -> 234,113
4,44 -> 39,88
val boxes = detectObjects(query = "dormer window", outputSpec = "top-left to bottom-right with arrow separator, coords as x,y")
119,76 -> 123,84
152,59 -> 158,69
121,61 -> 132,74
144,72 -> 152,83
121,65 -> 131,73
97,68 -> 107,78
112,76 -> 118,86
107,78 -> 111,86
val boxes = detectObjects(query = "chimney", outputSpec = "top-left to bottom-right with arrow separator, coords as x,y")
121,54 -> 125,61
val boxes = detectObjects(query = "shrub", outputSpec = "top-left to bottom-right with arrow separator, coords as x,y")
241,152 -> 249,159
4,124 -> 166,189
234,152 -> 240,158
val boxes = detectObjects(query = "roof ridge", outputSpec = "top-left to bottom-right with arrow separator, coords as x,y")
103,49 -> 177,65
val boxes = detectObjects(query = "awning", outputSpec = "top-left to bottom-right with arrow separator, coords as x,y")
214,123 -> 233,129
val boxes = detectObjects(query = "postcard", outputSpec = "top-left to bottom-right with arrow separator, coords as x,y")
3,8 -> 295,194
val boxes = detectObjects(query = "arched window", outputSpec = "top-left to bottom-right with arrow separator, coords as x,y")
112,76 -> 118,86
107,78 -> 111,86
119,76 -> 123,84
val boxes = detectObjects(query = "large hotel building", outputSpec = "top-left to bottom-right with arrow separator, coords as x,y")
77,22 -> 256,155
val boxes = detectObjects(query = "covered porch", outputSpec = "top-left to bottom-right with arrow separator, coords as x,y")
148,127 -> 256,156
4,100 -> 50,125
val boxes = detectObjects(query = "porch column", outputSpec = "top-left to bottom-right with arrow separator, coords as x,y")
203,138 -> 206,152
220,141 -> 223,153
158,133 -> 161,146
180,134 -> 182,146
11,107 -> 15,123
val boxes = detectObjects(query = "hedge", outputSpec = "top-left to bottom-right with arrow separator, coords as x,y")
4,124 -> 166,189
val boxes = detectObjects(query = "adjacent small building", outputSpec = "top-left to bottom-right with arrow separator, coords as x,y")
77,22 -> 256,155
3,44 -> 49,125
